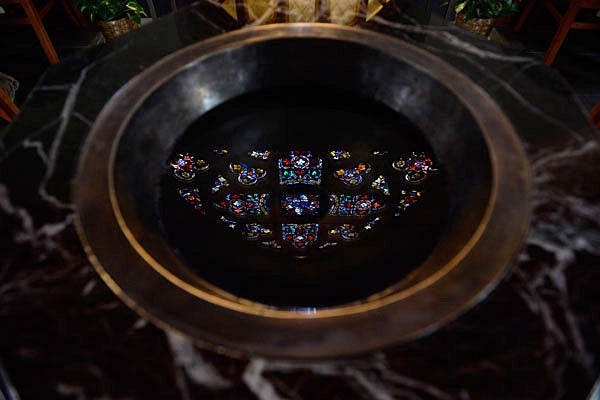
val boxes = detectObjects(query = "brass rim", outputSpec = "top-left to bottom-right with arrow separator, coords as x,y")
74,24 -> 531,358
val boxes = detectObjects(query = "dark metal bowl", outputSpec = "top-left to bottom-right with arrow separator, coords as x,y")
74,24 -> 531,359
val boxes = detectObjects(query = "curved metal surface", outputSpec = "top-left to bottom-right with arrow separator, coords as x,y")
74,24 -> 531,359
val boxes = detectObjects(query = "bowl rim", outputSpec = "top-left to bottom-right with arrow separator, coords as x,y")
74,23 -> 531,358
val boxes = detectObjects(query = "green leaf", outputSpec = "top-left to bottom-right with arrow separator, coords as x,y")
456,0 -> 517,19
73,0 -> 146,21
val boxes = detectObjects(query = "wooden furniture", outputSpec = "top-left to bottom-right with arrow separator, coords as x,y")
590,102 -> 600,128
0,0 -> 87,64
514,0 -> 600,65
0,88 -> 19,122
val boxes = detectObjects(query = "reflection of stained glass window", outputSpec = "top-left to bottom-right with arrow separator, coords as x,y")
261,240 -> 282,249
248,150 -> 272,160
334,163 -> 371,186
371,175 -> 391,196
178,188 -> 205,214
392,152 -> 437,184
170,153 -> 209,182
211,175 -> 229,194
215,193 -> 270,216
230,162 -> 267,186
329,150 -> 351,160
278,151 -> 322,185
172,149 -> 438,251
219,216 -> 237,229
281,194 -> 319,216
329,224 -> 359,241
364,217 -> 381,230
282,224 -> 319,248
212,149 -> 229,157
243,223 -> 272,240
329,194 -> 384,216
394,190 -> 421,216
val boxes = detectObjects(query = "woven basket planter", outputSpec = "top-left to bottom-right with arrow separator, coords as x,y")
98,18 -> 140,40
455,12 -> 496,36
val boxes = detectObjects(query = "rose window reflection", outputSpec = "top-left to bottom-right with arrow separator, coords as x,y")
168,150 -> 438,252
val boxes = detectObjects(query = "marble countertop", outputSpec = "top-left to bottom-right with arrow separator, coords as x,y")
1,1 -> 599,399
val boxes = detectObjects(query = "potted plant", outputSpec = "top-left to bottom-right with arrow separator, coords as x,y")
450,0 -> 518,36
74,0 -> 147,40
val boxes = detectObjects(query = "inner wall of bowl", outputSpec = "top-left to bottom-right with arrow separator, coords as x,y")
112,37 -> 492,306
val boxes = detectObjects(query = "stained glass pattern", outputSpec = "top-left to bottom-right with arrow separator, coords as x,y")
329,150 -> 351,160
371,175 -> 391,196
177,188 -> 205,214
170,153 -> 209,182
329,194 -> 384,216
211,175 -> 229,194
230,162 -> 267,186
288,0 -> 316,22
282,223 -> 318,249
334,163 -> 371,187
278,151 -> 322,185
248,150 -> 272,160
215,193 -> 270,216
219,216 -> 237,229
394,189 -> 422,216
171,148 -> 438,251
281,194 -> 319,216
243,223 -> 272,240
329,224 -> 359,241
392,152 -> 437,184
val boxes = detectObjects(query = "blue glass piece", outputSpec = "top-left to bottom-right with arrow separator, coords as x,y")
371,175 -> 391,196
278,151 -> 322,186
329,224 -> 359,241
281,194 -> 319,216
282,223 -> 319,249
215,193 -> 270,216
230,162 -> 267,186
242,223 -> 272,240
211,175 -> 229,194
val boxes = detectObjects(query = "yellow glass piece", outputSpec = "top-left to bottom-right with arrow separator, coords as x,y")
329,0 -> 361,25
288,0 -> 316,22
366,0 -> 388,21
221,0 -> 238,20
246,0 -> 276,23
